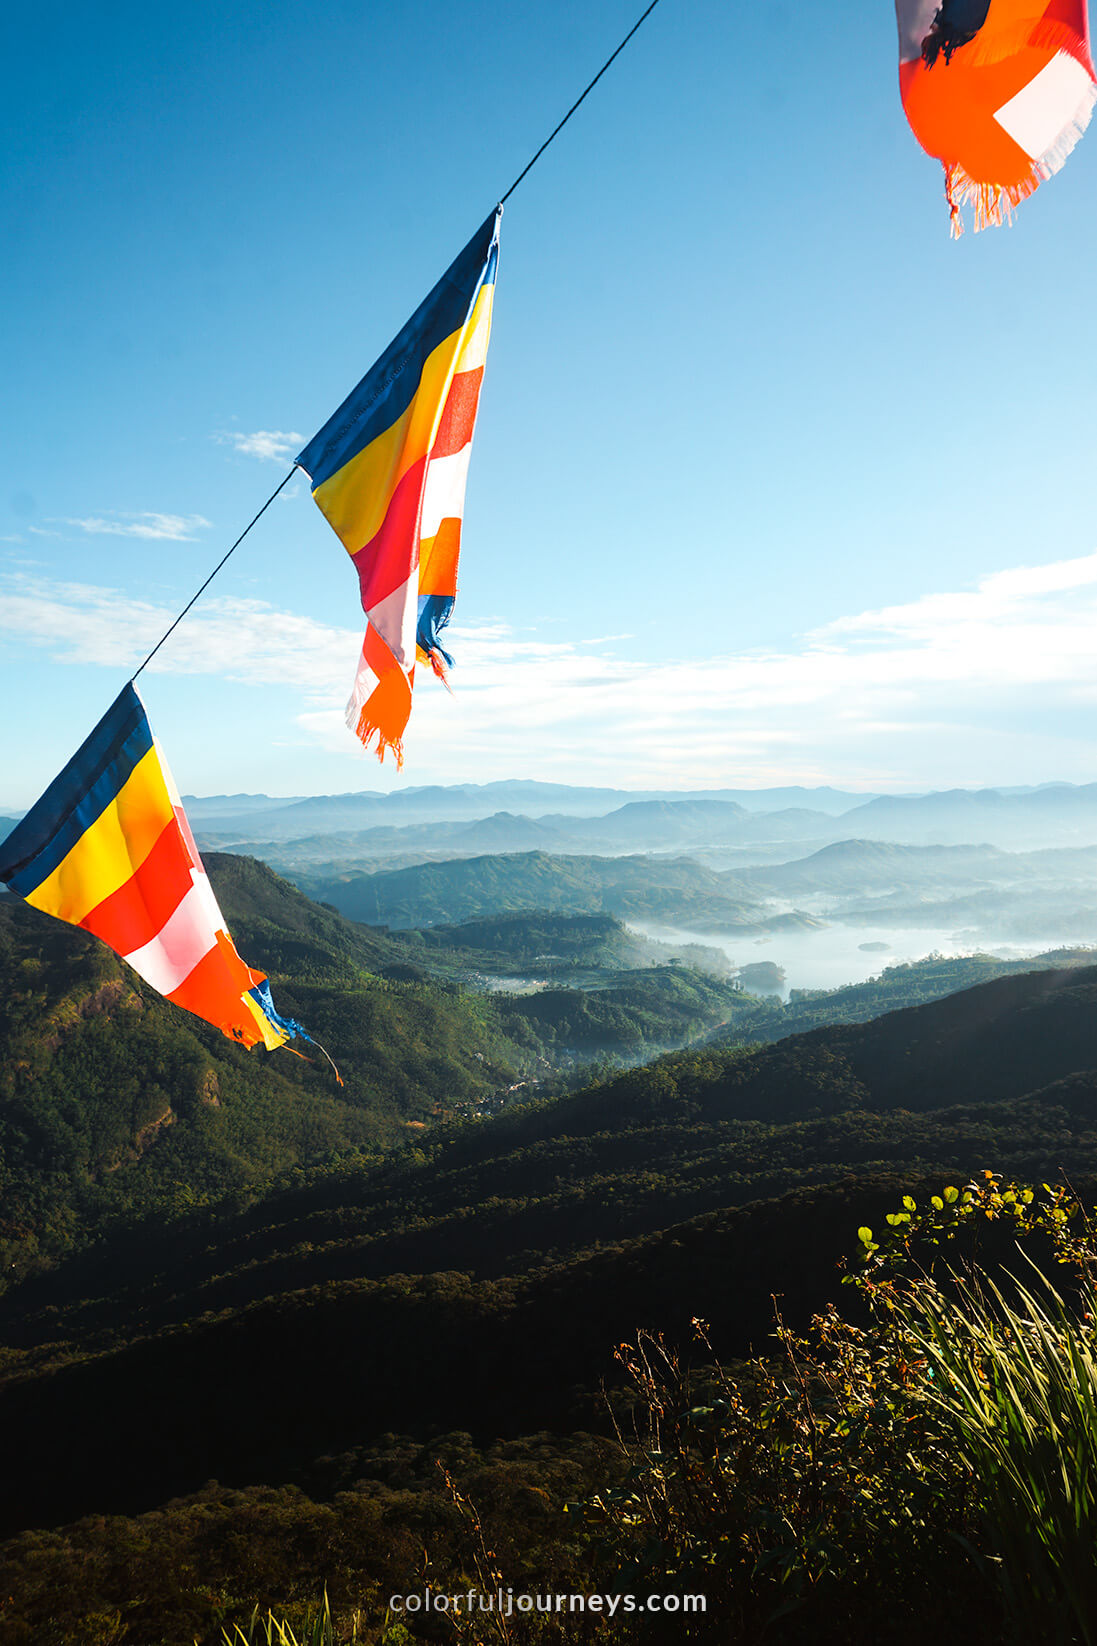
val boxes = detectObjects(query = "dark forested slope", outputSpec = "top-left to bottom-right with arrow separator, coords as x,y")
0,861 -> 529,1282
5,962 -> 1097,1534
0,858 -> 760,1285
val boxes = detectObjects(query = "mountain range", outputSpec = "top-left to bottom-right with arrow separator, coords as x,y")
11,781 -> 1097,865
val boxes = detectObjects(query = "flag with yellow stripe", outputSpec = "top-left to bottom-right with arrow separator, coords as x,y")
296,209 -> 501,764
0,684 -> 312,1053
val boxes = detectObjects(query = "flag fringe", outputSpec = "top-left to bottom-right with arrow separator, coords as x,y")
347,700 -> 407,767
424,648 -> 454,690
944,74 -> 1096,234
310,1035 -> 344,1086
345,658 -> 412,766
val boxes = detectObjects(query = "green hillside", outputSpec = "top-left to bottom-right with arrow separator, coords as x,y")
0,860 -> 759,1286
389,908 -> 730,976
6,877 -> 1097,1642
7,962 -> 1097,1434
0,890 -> 511,1285
303,848 -> 784,930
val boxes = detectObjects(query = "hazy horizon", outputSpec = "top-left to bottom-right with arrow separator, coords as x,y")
5,774 -> 1097,816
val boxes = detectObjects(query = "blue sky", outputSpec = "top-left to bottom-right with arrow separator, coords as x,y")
3,0 -> 1097,807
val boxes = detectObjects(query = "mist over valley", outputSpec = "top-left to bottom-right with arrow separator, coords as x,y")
145,780 -> 1097,999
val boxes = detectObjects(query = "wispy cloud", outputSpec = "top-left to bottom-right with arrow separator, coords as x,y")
216,430 -> 304,463
0,574 -> 353,694
0,574 -> 355,699
820,551 -> 1097,646
4,552 -> 1097,789
301,552 -> 1097,786
63,513 -> 211,541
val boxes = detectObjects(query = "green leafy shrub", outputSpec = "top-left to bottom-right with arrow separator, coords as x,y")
576,1175 -> 1097,1640
579,1314 -> 973,1638
858,1174 -> 1097,1643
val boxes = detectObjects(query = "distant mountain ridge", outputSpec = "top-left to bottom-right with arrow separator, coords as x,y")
12,781 -> 1097,857
177,782 -> 1097,868
187,783 -> 877,848
738,839 -> 1012,896
182,781 -> 877,834
842,784 -> 1097,845
294,836 -> 1097,953
198,803 -> 838,867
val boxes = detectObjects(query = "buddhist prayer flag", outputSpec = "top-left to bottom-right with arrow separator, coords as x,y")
296,209 -> 501,764
897,0 -> 1096,232
0,685 -> 311,1054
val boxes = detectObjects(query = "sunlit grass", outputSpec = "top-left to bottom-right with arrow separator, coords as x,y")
898,1259 -> 1097,1643
220,1591 -> 360,1646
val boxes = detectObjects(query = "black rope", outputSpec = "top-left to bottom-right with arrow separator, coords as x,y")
499,0 -> 666,204
127,3 -> 666,680
130,465 -> 298,682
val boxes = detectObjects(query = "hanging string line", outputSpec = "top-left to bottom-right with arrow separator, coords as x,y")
499,0 -> 666,204
130,465 -> 298,682
128,3 -> 665,675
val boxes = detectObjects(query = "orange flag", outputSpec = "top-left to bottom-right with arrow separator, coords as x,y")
897,0 -> 1096,232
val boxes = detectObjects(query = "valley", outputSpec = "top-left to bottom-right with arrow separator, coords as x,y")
4,780 -> 1097,1642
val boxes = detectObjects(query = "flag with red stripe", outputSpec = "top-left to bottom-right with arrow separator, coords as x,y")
0,684 -> 312,1054
296,210 -> 501,764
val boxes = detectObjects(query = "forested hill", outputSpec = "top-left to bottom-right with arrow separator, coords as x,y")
4,844 -> 1094,1307
6,913 -> 1097,1630
0,855 -> 760,1283
304,847 -> 799,930
0,860 -> 514,1280
8,960 -> 1097,1378
5,959 -> 1097,1548
678,960 -> 1097,1123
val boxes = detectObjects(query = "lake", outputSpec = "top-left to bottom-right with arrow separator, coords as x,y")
630,919 -> 1084,999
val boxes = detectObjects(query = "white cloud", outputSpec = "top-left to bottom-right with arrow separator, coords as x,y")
819,551 -> 1097,644
3,550 -> 1097,789
0,575 -> 356,694
217,430 -> 304,463
64,513 -> 211,541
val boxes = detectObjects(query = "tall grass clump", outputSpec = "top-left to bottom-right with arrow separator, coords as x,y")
900,1261 -> 1097,1641
861,1176 -> 1097,1643
220,1590 -> 360,1645
584,1176 -> 1097,1641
